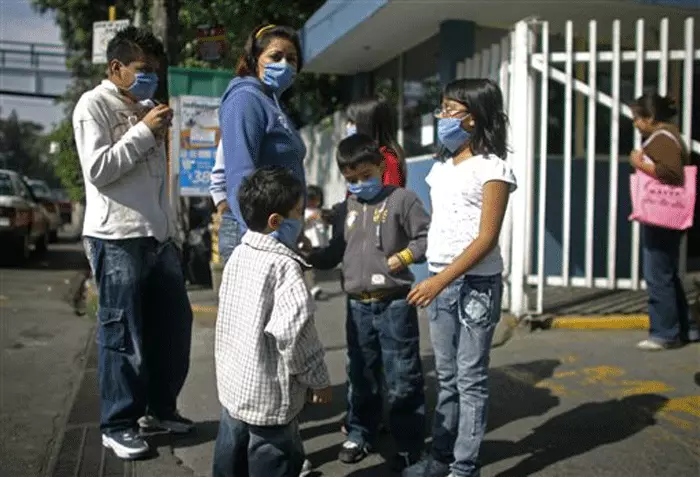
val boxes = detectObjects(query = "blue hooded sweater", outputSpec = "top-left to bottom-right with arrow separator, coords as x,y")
219,76 -> 307,233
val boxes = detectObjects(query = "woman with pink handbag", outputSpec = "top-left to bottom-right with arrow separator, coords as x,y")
629,92 -> 699,351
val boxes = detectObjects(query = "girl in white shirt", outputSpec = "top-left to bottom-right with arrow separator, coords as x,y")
405,79 -> 517,477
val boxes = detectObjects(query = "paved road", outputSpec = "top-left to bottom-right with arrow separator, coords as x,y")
0,239 -> 93,477
1,244 -> 699,477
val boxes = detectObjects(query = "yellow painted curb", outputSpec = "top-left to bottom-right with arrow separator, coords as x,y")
550,314 -> 649,330
191,304 -> 218,314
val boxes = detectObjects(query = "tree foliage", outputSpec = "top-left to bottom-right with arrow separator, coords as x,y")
31,0 -> 347,198
0,111 -> 56,185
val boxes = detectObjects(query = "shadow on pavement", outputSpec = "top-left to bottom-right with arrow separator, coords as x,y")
301,358 -> 563,472
482,394 -> 669,476
172,420 -> 221,449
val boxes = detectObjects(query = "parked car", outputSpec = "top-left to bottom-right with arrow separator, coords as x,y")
0,169 -> 50,263
25,178 -> 61,242
52,188 -> 73,225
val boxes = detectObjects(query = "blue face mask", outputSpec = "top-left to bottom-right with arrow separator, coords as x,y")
262,61 -> 296,96
348,176 -> 383,201
271,217 -> 302,249
128,72 -> 159,101
345,124 -> 357,137
437,117 -> 471,154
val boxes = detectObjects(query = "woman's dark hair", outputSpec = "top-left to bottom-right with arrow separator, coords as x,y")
631,91 -> 677,123
442,78 -> 509,159
236,24 -> 303,77
336,134 -> 384,171
347,96 -> 406,178
238,166 -> 303,232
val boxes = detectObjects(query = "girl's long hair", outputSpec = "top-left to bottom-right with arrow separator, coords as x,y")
347,96 -> 407,179
442,78 -> 509,159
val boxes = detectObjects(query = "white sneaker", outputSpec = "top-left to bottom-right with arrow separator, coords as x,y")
102,429 -> 149,459
636,339 -> 669,351
299,459 -> 313,477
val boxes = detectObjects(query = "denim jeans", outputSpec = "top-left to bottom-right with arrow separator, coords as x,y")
346,296 -> 425,453
219,213 -> 242,265
643,225 -> 699,343
85,237 -> 193,433
428,273 -> 502,477
212,407 -> 305,477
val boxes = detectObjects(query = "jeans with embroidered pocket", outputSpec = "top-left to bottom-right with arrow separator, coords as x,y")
86,237 -> 193,433
428,273 -> 502,477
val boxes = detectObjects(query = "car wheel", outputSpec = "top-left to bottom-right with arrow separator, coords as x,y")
35,232 -> 49,254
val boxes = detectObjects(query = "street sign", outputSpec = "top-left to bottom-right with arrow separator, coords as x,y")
196,25 -> 226,62
92,19 -> 130,64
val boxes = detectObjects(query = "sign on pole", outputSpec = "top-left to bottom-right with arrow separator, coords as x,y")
196,25 -> 227,62
177,95 -> 221,197
92,19 -> 130,64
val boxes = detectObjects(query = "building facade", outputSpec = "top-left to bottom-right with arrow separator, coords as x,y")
298,0 -> 700,314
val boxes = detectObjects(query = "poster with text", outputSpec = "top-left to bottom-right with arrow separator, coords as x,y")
178,95 -> 221,197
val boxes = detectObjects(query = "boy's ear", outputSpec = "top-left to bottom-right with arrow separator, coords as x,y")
268,213 -> 282,231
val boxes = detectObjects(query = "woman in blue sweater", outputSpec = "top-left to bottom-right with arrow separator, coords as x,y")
212,24 -> 306,262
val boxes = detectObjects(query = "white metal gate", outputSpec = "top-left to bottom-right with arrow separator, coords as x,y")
458,16 -> 699,317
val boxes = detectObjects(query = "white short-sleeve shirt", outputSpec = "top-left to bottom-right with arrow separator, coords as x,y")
426,154 -> 517,275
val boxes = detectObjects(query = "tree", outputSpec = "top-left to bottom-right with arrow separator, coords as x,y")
48,119 -> 84,201
0,111 -> 56,184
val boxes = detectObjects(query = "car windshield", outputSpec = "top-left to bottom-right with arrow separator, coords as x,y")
0,173 -> 15,196
29,182 -> 51,199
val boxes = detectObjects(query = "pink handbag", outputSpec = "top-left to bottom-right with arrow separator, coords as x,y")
628,130 -> 697,230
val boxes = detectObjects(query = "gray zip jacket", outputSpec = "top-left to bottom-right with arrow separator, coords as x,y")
309,186 -> 430,295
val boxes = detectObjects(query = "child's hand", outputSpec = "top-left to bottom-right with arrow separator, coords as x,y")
387,255 -> 405,273
310,386 -> 332,404
408,275 -> 449,308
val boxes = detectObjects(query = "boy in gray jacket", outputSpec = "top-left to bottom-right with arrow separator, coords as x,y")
308,134 -> 430,472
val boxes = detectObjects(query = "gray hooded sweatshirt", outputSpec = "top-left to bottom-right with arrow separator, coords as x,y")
309,186 -> 430,295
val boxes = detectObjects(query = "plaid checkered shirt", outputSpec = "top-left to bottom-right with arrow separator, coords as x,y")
215,231 -> 330,426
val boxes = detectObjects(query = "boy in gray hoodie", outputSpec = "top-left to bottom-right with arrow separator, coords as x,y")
308,134 -> 430,472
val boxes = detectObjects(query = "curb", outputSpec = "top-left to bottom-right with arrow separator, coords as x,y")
549,314 -> 649,330
191,304 -> 217,314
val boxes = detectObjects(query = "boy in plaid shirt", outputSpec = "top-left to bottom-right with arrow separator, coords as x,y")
213,167 -> 332,477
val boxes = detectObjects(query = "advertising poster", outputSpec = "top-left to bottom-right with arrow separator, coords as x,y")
178,95 -> 221,197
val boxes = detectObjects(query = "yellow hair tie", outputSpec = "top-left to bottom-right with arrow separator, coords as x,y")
255,24 -> 276,39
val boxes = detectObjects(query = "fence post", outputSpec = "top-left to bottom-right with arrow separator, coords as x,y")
507,19 -> 532,317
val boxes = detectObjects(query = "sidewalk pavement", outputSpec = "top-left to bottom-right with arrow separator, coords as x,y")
53,271 -> 700,476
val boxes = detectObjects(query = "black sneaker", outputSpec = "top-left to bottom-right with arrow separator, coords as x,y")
138,411 -> 194,434
102,429 -> 149,460
338,440 -> 369,464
